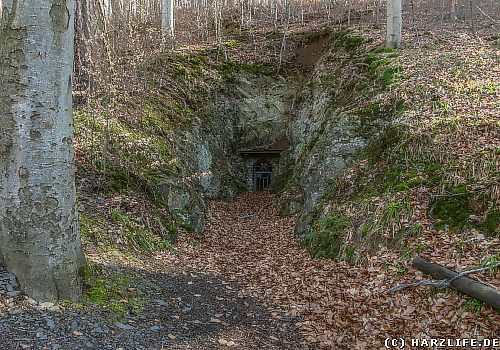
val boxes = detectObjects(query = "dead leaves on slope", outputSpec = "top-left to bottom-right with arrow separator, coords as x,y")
177,192 -> 499,349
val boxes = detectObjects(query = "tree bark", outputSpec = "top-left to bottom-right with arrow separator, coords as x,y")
386,0 -> 402,48
450,0 -> 459,21
162,0 -> 175,40
412,257 -> 500,311
0,0 -> 84,302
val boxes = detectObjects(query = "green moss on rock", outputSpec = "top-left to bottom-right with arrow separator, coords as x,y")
304,212 -> 352,260
430,185 -> 473,232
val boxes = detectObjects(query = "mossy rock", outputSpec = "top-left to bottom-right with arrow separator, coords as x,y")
303,212 -> 352,260
430,185 -> 474,232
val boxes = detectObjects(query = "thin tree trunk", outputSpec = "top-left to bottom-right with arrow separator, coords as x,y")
75,0 -> 92,103
278,1 -> 291,71
386,0 -> 402,48
0,0 -> 84,302
468,0 -> 475,32
348,0 -> 352,26
451,0 -> 458,21
373,0 -> 381,27
162,0 -> 175,40
272,0 -> 278,28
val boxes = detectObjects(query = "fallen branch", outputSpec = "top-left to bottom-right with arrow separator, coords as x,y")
387,257 -> 500,311
474,3 -> 499,24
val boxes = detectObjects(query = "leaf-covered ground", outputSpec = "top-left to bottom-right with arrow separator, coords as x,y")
178,191 -> 499,349
2,188 -> 496,349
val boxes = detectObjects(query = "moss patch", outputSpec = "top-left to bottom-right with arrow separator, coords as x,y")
480,210 -> 499,237
111,209 -> 176,253
74,110 -> 178,195
430,185 -> 473,232
330,30 -> 364,51
219,59 -> 275,77
81,263 -> 146,320
304,212 -> 352,260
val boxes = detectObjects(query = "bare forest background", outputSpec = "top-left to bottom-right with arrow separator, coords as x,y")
74,0 -> 499,111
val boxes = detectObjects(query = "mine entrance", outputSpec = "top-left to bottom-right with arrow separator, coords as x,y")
253,160 -> 272,191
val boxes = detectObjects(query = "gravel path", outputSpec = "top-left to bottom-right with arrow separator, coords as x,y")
0,192 -> 311,350
0,270 -> 303,350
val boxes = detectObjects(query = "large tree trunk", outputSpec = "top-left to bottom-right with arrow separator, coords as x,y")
386,0 -> 402,48
0,0 -> 84,302
162,0 -> 175,39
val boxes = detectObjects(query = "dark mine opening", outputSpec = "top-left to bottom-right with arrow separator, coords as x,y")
240,138 -> 288,192
253,160 -> 273,191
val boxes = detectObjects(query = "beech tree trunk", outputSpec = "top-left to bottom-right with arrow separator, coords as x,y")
162,0 -> 175,39
451,0 -> 458,21
0,0 -> 84,302
386,0 -> 402,48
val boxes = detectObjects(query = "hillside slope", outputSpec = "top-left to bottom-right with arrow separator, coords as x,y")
72,24 -> 498,349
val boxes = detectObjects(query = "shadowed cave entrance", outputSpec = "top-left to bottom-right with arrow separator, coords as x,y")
240,138 -> 288,192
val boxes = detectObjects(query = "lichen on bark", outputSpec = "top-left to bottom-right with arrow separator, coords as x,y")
0,0 -> 83,302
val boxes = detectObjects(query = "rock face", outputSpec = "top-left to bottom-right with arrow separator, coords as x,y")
275,32 -> 398,235
222,74 -> 289,149
162,73 -> 293,232
157,31 -> 397,236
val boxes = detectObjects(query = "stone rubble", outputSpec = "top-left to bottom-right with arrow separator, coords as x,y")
0,260 -> 304,349
0,266 -> 21,298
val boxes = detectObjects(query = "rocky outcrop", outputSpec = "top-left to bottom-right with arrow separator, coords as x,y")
163,72 -> 295,232
155,31 -> 399,236
276,32 -> 401,235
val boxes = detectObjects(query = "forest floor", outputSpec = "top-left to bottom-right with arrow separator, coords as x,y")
0,193 -> 312,350
1,191 -> 498,349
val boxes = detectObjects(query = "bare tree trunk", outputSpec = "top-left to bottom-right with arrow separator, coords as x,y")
278,0 -> 291,70
347,0 -> 352,26
468,0 -> 475,32
373,0 -> 381,27
326,0 -> 332,24
0,0 -> 84,302
162,0 -> 175,40
451,0 -> 458,20
271,0 -> 278,28
300,0 -> 304,25
75,0 -> 92,104
386,0 -> 402,48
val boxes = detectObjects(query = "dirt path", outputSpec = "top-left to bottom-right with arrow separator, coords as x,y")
176,191 -> 345,349
0,192 -> 313,350
152,191 -> 319,350
176,192 -> 500,349
1,191 -> 498,349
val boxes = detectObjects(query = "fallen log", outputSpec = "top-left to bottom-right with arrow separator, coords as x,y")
412,257 -> 500,311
